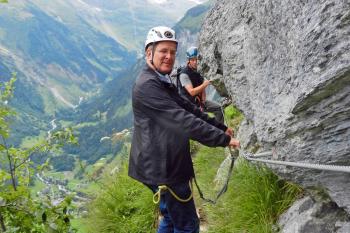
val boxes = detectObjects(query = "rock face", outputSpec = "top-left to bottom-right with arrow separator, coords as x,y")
199,0 -> 350,229
278,195 -> 350,233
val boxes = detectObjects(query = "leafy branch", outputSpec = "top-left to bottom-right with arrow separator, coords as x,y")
0,75 -> 78,232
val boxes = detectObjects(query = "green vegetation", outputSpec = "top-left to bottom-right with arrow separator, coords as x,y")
61,66 -> 137,164
0,77 -> 78,232
194,148 -> 302,233
20,130 -> 47,148
36,85 -> 68,115
113,99 -> 132,118
71,219 -> 89,233
223,105 -> 245,141
30,179 -> 46,197
81,143 -> 301,233
224,105 -> 244,128
82,165 -> 156,233
193,146 -> 226,197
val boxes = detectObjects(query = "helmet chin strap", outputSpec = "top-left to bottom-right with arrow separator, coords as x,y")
150,42 -> 156,65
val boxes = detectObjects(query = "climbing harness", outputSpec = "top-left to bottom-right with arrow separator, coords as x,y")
153,149 -> 237,205
153,181 -> 193,204
242,150 -> 350,173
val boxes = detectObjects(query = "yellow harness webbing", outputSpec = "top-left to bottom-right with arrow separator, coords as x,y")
153,181 -> 193,204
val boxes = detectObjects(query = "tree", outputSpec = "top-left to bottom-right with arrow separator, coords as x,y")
0,75 -> 78,232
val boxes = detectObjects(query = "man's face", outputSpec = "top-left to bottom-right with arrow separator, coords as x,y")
188,57 -> 198,70
148,41 -> 177,74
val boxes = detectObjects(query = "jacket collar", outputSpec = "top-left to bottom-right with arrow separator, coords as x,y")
144,65 -> 172,84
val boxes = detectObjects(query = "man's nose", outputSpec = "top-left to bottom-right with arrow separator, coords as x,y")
165,52 -> 172,58
164,51 -> 176,59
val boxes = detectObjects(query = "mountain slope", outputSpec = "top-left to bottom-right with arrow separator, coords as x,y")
0,2 -> 134,104
26,0 -> 202,52
0,0 -> 200,146
174,0 -> 213,64
58,60 -> 144,164
0,2 -> 136,146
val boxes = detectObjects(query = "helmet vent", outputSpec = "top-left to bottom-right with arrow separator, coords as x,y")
164,31 -> 173,39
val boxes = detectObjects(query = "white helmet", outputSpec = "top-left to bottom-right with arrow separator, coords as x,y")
144,26 -> 178,50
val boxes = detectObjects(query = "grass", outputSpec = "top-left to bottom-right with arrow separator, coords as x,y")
193,146 -> 227,198
43,171 -> 66,180
37,85 -> 66,115
82,165 -> 156,233
20,130 -> 47,148
113,99 -> 132,118
70,146 -> 156,232
74,121 -> 99,129
59,120 -> 73,128
224,105 -> 244,130
66,178 -> 81,190
193,149 -> 302,233
71,218 -> 89,233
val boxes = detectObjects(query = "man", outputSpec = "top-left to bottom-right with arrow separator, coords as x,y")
179,46 -> 224,123
129,26 -> 240,233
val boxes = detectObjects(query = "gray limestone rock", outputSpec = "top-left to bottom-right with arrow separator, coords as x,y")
199,0 -> 350,229
278,195 -> 349,233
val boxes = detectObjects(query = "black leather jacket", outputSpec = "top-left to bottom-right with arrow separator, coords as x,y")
128,65 -> 230,185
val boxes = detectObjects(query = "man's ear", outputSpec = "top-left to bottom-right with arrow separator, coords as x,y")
146,46 -> 153,60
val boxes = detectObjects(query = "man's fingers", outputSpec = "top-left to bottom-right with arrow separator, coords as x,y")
229,138 -> 240,148
225,128 -> 234,137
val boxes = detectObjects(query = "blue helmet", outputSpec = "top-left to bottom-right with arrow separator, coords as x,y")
186,46 -> 199,59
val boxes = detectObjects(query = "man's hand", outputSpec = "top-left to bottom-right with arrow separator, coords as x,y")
229,138 -> 240,149
202,79 -> 210,88
225,128 -> 234,137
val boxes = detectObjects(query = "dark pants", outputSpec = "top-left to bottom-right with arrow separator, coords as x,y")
147,182 -> 200,233
204,100 -> 224,124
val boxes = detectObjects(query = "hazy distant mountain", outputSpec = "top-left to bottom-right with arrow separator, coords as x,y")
19,0 -> 203,52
